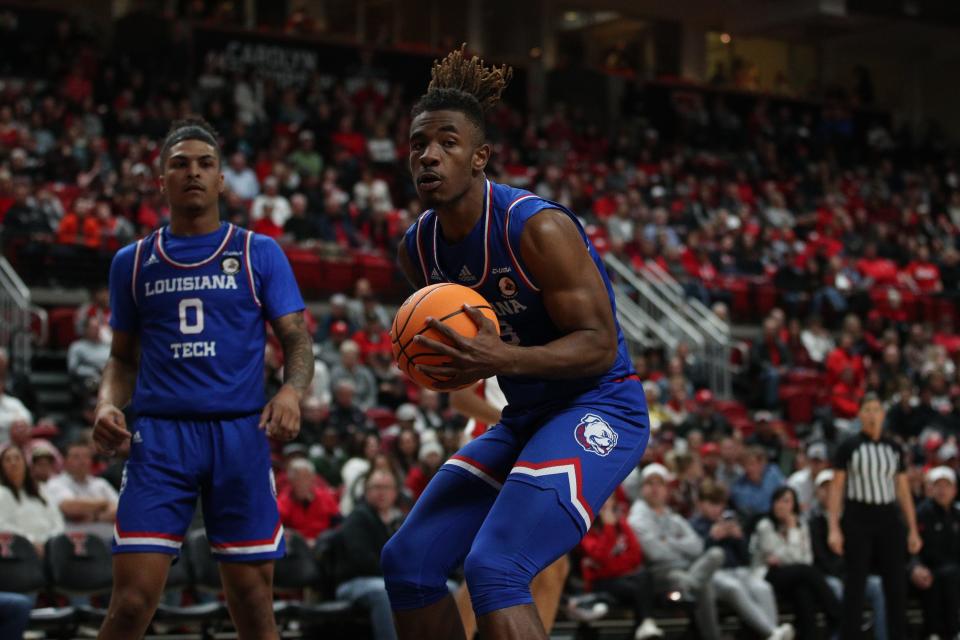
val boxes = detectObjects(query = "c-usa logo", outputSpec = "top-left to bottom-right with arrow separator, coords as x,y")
574,413 -> 619,456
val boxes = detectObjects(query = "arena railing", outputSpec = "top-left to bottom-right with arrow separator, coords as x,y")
604,254 -> 731,398
0,257 -> 32,377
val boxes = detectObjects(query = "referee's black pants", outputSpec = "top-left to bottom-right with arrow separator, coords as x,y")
841,504 -> 906,640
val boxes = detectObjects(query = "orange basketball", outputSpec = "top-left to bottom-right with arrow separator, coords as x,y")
391,283 -> 499,391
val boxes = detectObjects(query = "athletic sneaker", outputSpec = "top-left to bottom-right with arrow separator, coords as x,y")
767,623 -> 796,640
634,617 -> 665,639
565,595 -> 609,622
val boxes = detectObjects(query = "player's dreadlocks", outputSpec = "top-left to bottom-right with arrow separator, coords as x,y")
159,117 -> 221,166
412,44 -> 513,139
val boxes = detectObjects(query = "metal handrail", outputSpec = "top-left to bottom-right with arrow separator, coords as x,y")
0,257 -> 32,377
641,261 -> 729,337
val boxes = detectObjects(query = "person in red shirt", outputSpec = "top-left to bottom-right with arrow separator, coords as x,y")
855,242 -> 899,288
831,366 -> 864,420
825,331 -> 865,389
905,244 -> 942,294
57,194 -> 101,249
277,458 -> 341,544
352,311 -> 392,365
404,439 -> 444,502
579,496 -> 663,639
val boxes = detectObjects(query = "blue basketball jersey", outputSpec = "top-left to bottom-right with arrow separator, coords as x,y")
109,222 -> 305,417
403,178 -> 636,414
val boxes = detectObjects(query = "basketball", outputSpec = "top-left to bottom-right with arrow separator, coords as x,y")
391,283 -> 499,391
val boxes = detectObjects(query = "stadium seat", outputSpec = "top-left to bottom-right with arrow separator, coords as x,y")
0,532 -> 47,593
185,529 -> 222,593
273,530 -> 319,591
48,307 -> 78,349
46,533 -> 113,597
366,407 -> 396,430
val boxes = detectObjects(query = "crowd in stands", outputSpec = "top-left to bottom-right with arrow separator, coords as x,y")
4,7 -> 960,640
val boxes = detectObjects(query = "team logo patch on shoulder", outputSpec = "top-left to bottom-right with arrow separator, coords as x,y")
574,413 -> 618,457
498,276 -> 518,298
221,256 -> 241,275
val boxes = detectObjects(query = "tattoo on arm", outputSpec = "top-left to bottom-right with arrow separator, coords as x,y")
271,312 -> 315,396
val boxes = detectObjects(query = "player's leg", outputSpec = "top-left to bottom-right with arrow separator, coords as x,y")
203,415 -> 284,639
468,378 -> 650,639
382,425 -> 524,640
456,555 -> 570,639
530,555 -> 570,631
218,561 -> 278,640
99,417 -> 200,640
98,555 -> 174,640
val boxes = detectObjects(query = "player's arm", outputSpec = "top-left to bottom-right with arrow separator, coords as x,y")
449,382 -> 502,424
92,330 -> 138,455
417,210 -> 617,386
261,311 -> 314,441
397,239 -> 426,289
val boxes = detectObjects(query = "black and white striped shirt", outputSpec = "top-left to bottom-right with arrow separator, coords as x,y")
833,432 -> 905,505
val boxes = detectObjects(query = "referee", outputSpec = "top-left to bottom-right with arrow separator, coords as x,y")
827,393 -> 922,639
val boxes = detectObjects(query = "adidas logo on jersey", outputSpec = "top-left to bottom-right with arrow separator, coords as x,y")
132,431 -> 143,444
144,253 -> 159,266
458,265 -> 477,282
430,268 -> 442,281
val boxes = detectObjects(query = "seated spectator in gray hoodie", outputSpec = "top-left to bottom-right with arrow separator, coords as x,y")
628,463 -> 724,640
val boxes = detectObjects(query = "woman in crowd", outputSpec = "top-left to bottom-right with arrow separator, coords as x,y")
340,431 -> 382,515
0,444 -> 64,555
751,486 -> 841,640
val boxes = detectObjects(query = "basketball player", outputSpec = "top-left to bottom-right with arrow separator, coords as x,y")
92,118 -> 314,640
381,47 -> 649,640
450,380 -> 570,638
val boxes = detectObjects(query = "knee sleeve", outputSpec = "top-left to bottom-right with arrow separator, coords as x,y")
464,480 -> 583,617
381,527 -> 452,611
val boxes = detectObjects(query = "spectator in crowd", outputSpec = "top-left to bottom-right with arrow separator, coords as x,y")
0,444 -> 64,554
808,469 -> 888,640
716,436 -> 744,488
251,175 -> 292,228
800,316 -> 834,365
29,441 -> 60,490
404,437 -> 444,502
910,466 -> 960,640
277,458 -> 340,545
317,319 -> 353,369
0,349 -> 32,445
352,310 -> 392,365
73,286 -> 111,342
751,317 -> 791,409
222,151 -> 260,200
391,429 -> 420,480
383,403 -> 419,438
579,495 -> 664,640
731,446 -> 785,519
283,193 -> 317,243
415,389 -> 446,433
330,340 -> 378,411
67,316 -> 110,400
326,379 -> 372,434
340,431 -> 381,516
746,412 -> 786,465
348,279 -> 391,330
316,294 -> 355,343
788,442 -> 830,513
309,425 -> 347,487
335,469 -> 404,640
628,463 -> 725,640
751,486 -> 841,640
288,130 -> 322,180
680,389 -> 729,439
45,440 -> 118,542
690,482 -> 793,640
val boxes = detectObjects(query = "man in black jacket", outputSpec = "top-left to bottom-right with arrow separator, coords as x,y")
910,466 -> 960,639
334,469 -> 404,640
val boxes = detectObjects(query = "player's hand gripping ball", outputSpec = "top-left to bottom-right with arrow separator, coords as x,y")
391,284 -> 500,391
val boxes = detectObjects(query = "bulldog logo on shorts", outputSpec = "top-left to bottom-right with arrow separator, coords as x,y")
574,413 -> 618,456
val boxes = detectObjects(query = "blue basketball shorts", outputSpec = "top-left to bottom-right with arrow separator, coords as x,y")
383,375 -> 649,614
112,414 -> 285,562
